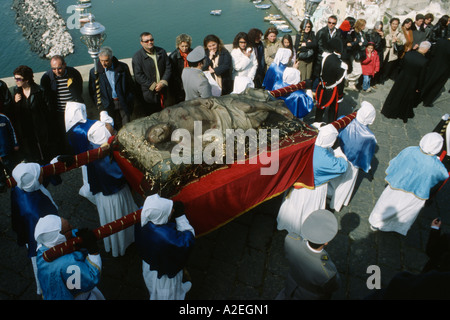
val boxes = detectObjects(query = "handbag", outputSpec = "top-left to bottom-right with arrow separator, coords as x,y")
393,42 -> 404,55
297,48 -> 314,60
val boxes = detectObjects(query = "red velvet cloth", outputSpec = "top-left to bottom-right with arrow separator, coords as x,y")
114,131 -> 316,236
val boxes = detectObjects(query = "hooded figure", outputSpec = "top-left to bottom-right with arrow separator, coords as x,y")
34,215 -> 104,300
277,124 -> 348,235
369,132 -> 448,235
134,194 -> 195,300
10,162 -> 59,295
327,101 -> 377,212
262,48 -> 292,91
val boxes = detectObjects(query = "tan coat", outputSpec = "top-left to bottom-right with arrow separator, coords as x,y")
383,27 -> 406,62
263,39 -> 282,70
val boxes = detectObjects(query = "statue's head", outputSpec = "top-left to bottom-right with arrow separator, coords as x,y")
145,123 -> 174,145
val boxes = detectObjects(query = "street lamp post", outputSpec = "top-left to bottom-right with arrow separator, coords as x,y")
300,0 -> 322,42
80,14 -> 106,111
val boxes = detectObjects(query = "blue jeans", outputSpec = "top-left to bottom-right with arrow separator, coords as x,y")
362,75 -> 371,91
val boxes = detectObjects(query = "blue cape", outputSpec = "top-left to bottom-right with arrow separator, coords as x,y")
313,145 -> 349,187
134,220 -> 195,279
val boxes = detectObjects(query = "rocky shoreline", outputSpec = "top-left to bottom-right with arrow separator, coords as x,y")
270,0 -> 302,32
11,0 -> 74,59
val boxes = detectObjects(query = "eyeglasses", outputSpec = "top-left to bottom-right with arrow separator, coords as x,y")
141,38 -> 154,43
14,77 -> 24,82
328,21 -> 337,25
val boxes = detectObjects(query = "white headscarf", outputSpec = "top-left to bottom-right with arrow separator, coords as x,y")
419,132 -> 444,155
232,76 -> 254,94
100,111 -> 114,126
12,163 -> 58,209
87,121 -> 111,145
65,102 -> 87,132
273,48 -> 292,66
356,101 -> 376,126
34,214 -> 66,249
140,194 -> 174,226
282,67 -> 301,85
315,124 -> 338,148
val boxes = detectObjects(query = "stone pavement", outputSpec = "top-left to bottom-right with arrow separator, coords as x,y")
0,79 -> 449,301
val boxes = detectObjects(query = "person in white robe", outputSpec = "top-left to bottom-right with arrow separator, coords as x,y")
368,132 -> 449,235
34,215 -> 104,300
328,101 -> 377,212
277,124 -> 348,235
87,120 -> 137,257
134,194 -> 195,300
64,102 -> 96,205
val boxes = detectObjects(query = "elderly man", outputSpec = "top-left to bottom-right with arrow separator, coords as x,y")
10,162 -> 59,295
89,46 -> 135,130
181,46 -> 212,101
41,55 -> 84,155
34,215 -> 104,300
132,32 -> 172,116
277,209 -> 341,300
369,132 -> 448,235
134,194 -> 195,300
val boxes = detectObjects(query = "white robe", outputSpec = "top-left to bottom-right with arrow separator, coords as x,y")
368,185 -> 425,236
327,147 -> 359,212
95,184 -> 137,257
277,183 -> 328,236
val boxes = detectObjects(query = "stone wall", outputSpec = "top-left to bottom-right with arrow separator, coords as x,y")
11,0 -> 74,59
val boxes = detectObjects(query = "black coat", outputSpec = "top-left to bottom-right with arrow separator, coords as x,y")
132,46 -> 172,104
13,83 -> 52,162
40,66 -> 84,112
313,26 -> 339,77
381,50 -> 429,122
202,48 -> 233,95
294,30 -> 317,64
168,48 -> 192,104
421,38 -> 450,106
89,56 -> 135,116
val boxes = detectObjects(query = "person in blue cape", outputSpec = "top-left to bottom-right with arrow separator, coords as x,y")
64,101 -> 96,204
328,101 -> 377,212
34,215 -> 104,300
277,123 -> 348,236
263,48 -> 314,119
369,132 -> 449,235
134,194 -> 195,300
10,162 -> 59,295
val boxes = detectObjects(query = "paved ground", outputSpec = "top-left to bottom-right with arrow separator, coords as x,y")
0,77 -> 449,301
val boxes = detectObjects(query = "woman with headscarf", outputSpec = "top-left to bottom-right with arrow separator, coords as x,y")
369,132 -> 449,236
277,124 -> 348,236
86,118 -> 137,258
134,194 -> 195,300
327,101 -> 377,212
270,67 -> 314,119
262,48 -> 293,91
34,215 -> 104,300
10,162 -> 59,295
168,34 -> 193,104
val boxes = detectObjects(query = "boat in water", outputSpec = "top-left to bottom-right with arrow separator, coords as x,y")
264,14 -> 282,21
270,20 -> 287,25
210,9 -> 222,15
253,0 -> 262,3
255,4 -> 271,9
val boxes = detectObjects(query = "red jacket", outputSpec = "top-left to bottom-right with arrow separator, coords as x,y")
361,50 -> 380,76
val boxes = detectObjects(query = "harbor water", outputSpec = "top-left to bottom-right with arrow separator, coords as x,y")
0,0 -> 297,79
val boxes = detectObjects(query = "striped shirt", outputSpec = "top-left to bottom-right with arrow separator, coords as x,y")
55,76 -> 73,112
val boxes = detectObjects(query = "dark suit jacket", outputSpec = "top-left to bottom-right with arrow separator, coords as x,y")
88,56 -> 135,116
132,46 -> 172,104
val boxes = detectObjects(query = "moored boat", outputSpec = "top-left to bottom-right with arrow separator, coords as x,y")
210,9 -> 222,15
255,4 -> 271,9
